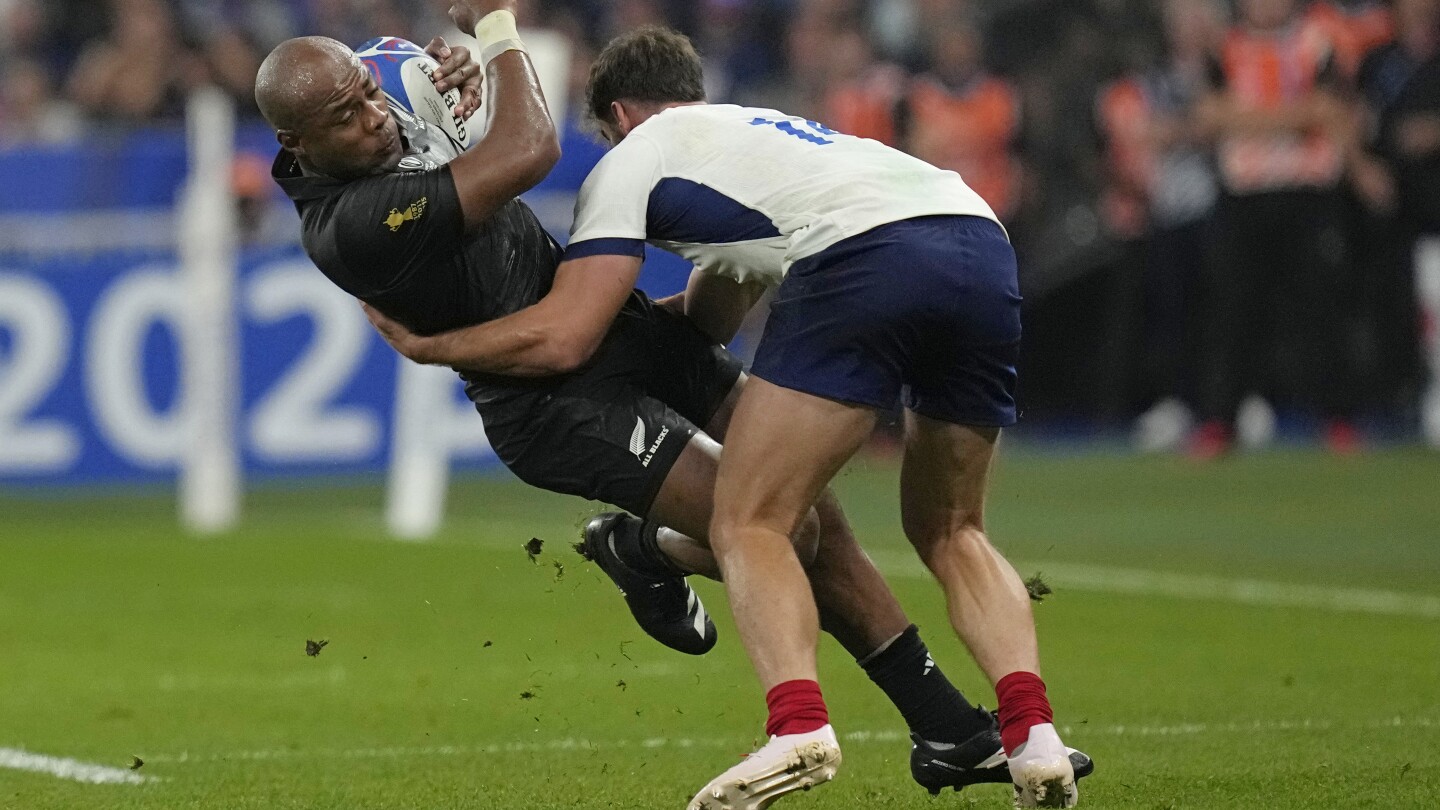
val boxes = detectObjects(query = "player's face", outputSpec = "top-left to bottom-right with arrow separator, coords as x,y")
296,61 -> 404,179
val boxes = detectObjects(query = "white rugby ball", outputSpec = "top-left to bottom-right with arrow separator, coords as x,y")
355,36 -> 475,152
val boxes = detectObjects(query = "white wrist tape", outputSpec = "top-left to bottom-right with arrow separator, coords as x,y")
473,10 -> 526,65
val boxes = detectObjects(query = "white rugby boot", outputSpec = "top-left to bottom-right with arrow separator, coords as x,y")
687,724 -> 841,810
1007,722 -> 1078,808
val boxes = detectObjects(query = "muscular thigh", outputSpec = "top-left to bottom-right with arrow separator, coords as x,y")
713,378 -> 876,540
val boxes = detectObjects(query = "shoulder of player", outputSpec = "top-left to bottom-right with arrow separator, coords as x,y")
299,170 -> 454,267
329,167 -> 452,219
633,103 -> 780,136
587,130 -> 668,181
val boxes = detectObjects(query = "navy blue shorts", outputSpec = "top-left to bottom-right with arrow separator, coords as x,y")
751,215 -> 1020,427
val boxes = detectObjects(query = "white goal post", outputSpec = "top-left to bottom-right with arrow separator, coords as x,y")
178,87 -> 242,535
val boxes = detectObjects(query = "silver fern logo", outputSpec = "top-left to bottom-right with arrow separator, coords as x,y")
629,417 -> 647,458
629,417 -> 669,467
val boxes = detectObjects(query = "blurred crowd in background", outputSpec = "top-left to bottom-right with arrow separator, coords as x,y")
2,0 -> 1439,454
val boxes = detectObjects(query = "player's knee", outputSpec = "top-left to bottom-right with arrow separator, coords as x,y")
709,509 -> 818,570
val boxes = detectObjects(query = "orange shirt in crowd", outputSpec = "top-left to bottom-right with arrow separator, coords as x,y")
1097,77 -> 1156,238
1303,0 -> 1394,77
1210,19 -> 1345,193
823,65 -> 906,147
905,75 -> 1023,221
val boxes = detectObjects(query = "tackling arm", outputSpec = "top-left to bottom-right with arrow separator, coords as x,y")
365,253 -> 643,376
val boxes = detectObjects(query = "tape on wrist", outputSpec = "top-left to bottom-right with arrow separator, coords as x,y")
473,10 -> 526,65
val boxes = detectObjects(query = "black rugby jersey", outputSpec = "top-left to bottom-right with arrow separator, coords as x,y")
272,105 -> 564,336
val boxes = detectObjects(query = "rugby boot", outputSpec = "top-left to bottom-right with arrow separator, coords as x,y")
579,512 -> 717,655
911,711 -> 1094,795
1008,722 -> 1079,808
688,724 -> 841,810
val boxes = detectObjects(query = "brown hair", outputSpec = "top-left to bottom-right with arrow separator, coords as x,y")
586,26 -> 706,127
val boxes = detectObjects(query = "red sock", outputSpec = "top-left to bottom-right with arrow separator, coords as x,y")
996,671 -> 1053,755
765,680 -> 829,737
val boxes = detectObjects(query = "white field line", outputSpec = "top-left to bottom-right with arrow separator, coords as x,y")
0,748 -> 150,785
867,551 -> 1440,619
141,716 -> 1437,767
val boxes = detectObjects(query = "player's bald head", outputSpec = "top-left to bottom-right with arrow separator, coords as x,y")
255,36 -> 363,132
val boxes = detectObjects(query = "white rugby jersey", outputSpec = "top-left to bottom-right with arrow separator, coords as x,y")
565,104 -> 1000,285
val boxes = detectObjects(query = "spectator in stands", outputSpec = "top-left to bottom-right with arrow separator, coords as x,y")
693,0 -> 787,101
1096,0 -> 1225,449
1193,0 -> 1362,456
0,58 -> 82,145
305,0 -> 417,47
1356,0 -> 1440,417
901,15 -> 1024,223
200,26 -> 264,116
1306,0 -> 1394,77
745,2 -> 843,117
0,0 -> 53,68
821,26 -> 905,145
65,0 -> 208,122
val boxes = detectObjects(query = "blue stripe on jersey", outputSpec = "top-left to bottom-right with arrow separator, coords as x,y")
565,237 -> 647,260
646,178 -> 781,244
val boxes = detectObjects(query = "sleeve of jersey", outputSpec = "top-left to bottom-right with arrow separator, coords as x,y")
329,166 -> 465,296
563,136 -> 664,261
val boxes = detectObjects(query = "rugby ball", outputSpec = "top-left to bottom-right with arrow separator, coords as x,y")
355,36 -> 475,151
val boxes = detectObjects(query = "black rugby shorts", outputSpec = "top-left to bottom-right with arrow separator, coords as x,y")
466,295 -> 743,515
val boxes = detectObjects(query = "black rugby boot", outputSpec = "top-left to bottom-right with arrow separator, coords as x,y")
578,513 -> 717,655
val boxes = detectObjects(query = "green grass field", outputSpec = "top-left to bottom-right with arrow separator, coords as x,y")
3,448 -> 1439,809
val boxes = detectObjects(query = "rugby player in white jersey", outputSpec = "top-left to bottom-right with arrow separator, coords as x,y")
367,26 -> 1089,809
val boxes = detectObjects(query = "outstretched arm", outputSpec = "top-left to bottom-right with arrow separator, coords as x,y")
444,1 -> 561,231
366,254 -> 643,376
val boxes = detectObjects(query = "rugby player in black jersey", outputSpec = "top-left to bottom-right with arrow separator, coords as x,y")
253,1 -> 1064,795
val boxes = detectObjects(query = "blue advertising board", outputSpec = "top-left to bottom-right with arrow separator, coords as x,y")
0,122 -> 692,485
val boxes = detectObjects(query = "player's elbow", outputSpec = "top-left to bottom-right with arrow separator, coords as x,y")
514,134 -> 562,188
547,330 -> 600,374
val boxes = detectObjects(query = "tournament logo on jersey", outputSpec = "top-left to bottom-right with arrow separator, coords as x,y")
383,198 -> 427,232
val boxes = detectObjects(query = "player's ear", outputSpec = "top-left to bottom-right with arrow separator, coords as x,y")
610,101 -> 632,137
276,129 -> 304,156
